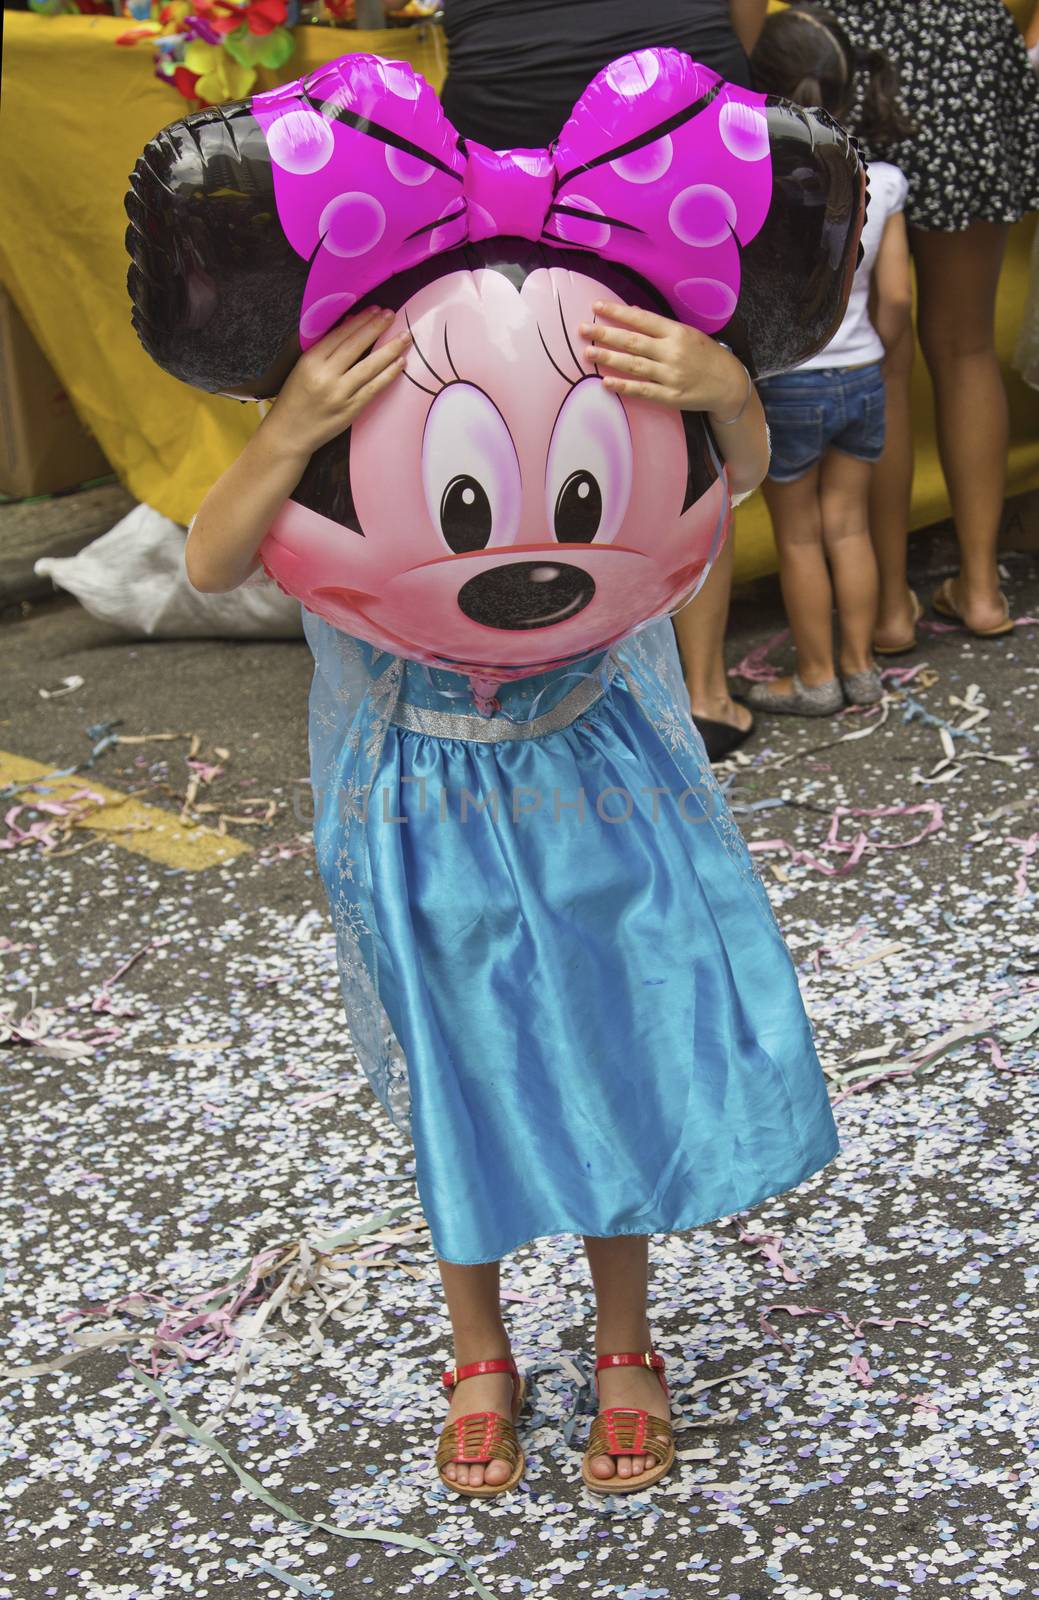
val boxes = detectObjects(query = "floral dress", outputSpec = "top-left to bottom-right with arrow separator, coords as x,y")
824,0 -> 1039,231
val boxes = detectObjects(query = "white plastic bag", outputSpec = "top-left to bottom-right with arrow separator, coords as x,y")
34,503 -> 304,639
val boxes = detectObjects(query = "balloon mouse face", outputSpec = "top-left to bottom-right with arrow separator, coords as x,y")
126,48 -> 865,686
263,259 -> 727,673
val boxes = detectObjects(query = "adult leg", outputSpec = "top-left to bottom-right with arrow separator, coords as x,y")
870,319 -> 918,650
759,465 -> 837,694
582,1235 -> 669,1481
912,221 -> 1011,631
437,1259 -> 514,1488
818,450 -> 880,676
672,537 -> 753,736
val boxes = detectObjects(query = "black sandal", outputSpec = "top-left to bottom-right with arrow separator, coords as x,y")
693,700 -> 755,763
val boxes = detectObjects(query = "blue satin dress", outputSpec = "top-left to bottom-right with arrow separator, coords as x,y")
305,613 -> 839,1265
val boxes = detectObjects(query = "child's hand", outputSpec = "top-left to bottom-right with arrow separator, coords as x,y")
264,307 -> 411,462
579,303 -> 748,420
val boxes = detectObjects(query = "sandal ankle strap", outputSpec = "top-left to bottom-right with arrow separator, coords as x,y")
441,1356 -> 518,1391
594,1349 -> 668,1397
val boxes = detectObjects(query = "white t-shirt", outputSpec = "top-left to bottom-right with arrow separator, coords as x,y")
798,160 -> 909,371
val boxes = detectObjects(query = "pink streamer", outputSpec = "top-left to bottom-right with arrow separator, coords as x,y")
759,1301 -> 927,1357
732,630 -> 789,683
982,1035 -> 1030,1075
63,1244 -> 288,1378
847,1353 -> 874,1388
732,1219 -> 800,1283
1008,833 -> 1038,897
186,759 -> 225,784
749,801 -> 943,879
879,662 -> 930,686
1,786 -> 108,853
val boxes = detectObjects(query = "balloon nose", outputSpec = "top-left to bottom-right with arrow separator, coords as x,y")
457,561 -> 596,630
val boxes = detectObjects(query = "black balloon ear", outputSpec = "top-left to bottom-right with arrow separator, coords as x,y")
720,101 -> 867,380
125,103 -> 309,400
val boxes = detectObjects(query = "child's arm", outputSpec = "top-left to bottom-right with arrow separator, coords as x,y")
869,211 -> 913,354
579,302 -> 771,497
186,308 -> 408,593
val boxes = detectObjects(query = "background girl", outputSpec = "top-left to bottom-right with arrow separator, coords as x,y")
746,6 -> 913,716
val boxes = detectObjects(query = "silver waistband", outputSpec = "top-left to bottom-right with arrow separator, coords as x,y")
388,661 -> 617,743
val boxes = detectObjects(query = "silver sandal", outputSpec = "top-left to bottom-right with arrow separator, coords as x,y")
745,673 -> 843,717
840,668 -> 884,707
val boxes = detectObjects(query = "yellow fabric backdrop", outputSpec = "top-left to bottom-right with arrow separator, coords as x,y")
0,14 -> 446,527
1,9 -> 1038,576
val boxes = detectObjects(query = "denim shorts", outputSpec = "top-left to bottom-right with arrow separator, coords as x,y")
758,361 -> 886,483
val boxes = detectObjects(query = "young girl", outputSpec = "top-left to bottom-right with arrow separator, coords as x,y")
134,51 -> 853,1501
746,5 -> 913,717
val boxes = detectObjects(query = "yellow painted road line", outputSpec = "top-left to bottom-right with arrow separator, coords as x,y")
0,750 -> 249,870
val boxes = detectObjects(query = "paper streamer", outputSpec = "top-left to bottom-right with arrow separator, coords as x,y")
730,1218 -> 800,1283
748,801 -> 943,878
828,984 -> 1039,1102
758,1302 -> 927,1361
732,631 -> 789,683
1008,833 -> 1038,897
134,1372 -> 503,1600
0,1203 -> 421,1384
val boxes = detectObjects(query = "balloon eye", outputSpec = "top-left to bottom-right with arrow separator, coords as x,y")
554,470 -> 602,543
422,380 -> 522,554
545,378 -> 632,548
440,475 -> 493,554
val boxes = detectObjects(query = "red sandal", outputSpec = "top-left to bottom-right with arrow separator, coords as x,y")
581,1349 -> 675,1494
435,1357 -> 526,1498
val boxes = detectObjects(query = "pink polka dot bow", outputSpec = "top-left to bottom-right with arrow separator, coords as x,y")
251,49 -> 775,349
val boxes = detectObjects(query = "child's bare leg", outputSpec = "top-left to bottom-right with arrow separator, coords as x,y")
437,1259 -> 513,1488
869,321 -> 917,649
761,467 -> 837,693
582,1235 -> 669,1481
672,539 -> 753,735
819,450 -> 880,676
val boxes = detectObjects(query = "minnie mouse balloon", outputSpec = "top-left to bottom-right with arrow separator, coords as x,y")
274,243 -> 733,676
127,51 -> 864,682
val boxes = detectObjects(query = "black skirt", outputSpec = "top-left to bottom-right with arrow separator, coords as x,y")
826,0 -> 1039,231
440,0 -> 751,149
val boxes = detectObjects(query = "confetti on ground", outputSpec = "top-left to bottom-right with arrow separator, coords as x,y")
0,748 -> 250,869
1,534 -> 1037,1599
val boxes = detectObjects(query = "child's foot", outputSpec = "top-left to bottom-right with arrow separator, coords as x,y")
745,672 -> 843,717
839,658 -> 883,707
689,687 -> 753,738
689,687 -> 755,763
585,1362 -> 671,1482
441,1367 -> 518,1489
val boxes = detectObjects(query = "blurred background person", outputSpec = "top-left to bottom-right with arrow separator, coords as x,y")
752,0 -> 1039,647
